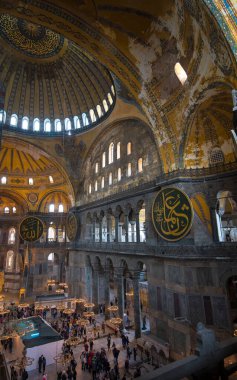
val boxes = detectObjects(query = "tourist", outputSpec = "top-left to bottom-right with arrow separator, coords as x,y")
21,368 -> 28,380
42,355 -> 46,372
107,333 -> 111,351
42,373 -> 47,380
133,346 -> 137,361
38,355 -> 43,373
61,370 -> 67,380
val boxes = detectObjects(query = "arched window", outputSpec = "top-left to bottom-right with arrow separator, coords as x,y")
65,118 -> 72,131
4,207 -> 9,214
117,142 -> 121,159
48,226 -> 56,241
101,177 -> 105,189
90,109 -> 96,123
109,172 -> 113,185
82,113 -> 89,126
111,85 -> 115,96
118,168 -> 121,181
58,204 -> 64,212
174,62 -> 187,85
55,119 -> 62,132
1,177 -> 7,184
108,93 -> 113,105
103,99 -> 108,112
74,116 -> 80,129
95,163 -> 99,173
12,207 -> 16,213
139,205 -> 146,242
0,110 -> 6,123
6,250 -> 14,272
95,180 -> 98,192
49,176 -> 54,183
29,178 -> 34,185
89,184 -> 92,194
8,228 -> 16,244
49,204 -> 55,213
44,119 -> 51,132
97,105 -> 103,118
102,152 -> 106,168
48,252 -> 54,261
127,162 -> 132,177
22,116 -> 29,130
138,158 -> 143,172
10,114 -> 18,126
108,142 -> 114,164
33,118 -> 40,131
127,142 -> 132,155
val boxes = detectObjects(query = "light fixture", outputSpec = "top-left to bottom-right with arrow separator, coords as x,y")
107,305 -> 118,312
109,317 -> 122,325
84,302 -> 95,308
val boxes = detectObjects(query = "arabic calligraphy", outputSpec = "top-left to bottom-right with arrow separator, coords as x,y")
19,217 -> 44,242
66,213 -> 78,241
152,187 -> 193,241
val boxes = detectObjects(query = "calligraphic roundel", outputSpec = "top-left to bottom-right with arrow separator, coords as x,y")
66,212 -> 78,241
152,187 -> 193,242
19,216 -> 44,242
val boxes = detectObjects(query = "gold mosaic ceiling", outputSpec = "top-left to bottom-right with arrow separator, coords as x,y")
0,13 -> 115,132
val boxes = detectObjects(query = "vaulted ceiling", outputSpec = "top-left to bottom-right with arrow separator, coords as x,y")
0,0 -> 236,204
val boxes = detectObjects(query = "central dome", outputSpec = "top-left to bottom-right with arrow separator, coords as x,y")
0,14 -> 115,135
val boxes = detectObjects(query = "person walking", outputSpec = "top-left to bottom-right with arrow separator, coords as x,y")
107,334 -> 111,351
133,346 -> 137,361
42,356 -> 46,373
38,355 -> 43,373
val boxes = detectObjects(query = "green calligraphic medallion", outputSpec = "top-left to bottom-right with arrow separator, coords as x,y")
66,212 -> 78,241
152,187 -> 193,242
19,217 -> 44,242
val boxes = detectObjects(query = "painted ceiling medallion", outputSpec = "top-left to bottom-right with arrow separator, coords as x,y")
0,14 -> 65,58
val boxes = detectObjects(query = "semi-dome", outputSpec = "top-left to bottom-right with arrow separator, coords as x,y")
0,14 -> 115,135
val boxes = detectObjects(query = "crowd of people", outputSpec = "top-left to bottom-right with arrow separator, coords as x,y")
0,303 -> 147,380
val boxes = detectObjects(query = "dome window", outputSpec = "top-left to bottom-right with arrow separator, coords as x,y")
55,119 -> 62,132
12,207 -> 16,213
58,204 -> 64,213
33,118 -> 40,131
117,142 -> 121,159
74,116 -> 80,129
4,207 -> 9,214
90,109 -> 96,123
103,99 -> 108,112
174,62 -> 187,85
95,180 -> 98,192
108,143 -> 114,164
10,114 -> 18,127
82,113 -> 89,127
138,158 -> 143,172
1,176 -> 7,184
49,204 -> 55,213
127,163 -> 132,177
127,142 -> 132,155
97,105 -> 103,118
89,184 -> 92,194
95,163 -> 99,174
22,116 -> 29,130
108,93 -> 113,105
102,152 -> 106,168
0,110 -> 6,123
65,118 -> 72,131
109,172 -> 113,185
44,119 -> 51,132
111,85 -> 115,96
29,178 -> 34,185
101,177 -> 105,189
49,176 -> 54,184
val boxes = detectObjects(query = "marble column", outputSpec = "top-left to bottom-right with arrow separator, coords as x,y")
124,214 -> 129,243
115,216 -> 119,242
104,269 -> 111,320
132,272 -> 142,339
92,268 -> 99,313
210,206 -> 219,242
115,270 -> 124,320
136,213 -> 140,243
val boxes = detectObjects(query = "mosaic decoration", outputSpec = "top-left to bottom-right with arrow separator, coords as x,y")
19,216 -> 44,242
0,14 -> 65,58
152,187 -> 193,242
204,0 -> 237,60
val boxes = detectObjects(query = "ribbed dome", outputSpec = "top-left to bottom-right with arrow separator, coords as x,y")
0,14 -> 115,135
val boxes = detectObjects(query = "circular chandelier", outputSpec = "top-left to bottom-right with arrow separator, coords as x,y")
18,303 -> 29,308
75,298 -> 86,303
83,311 -> 95,318
0,309 -> 10,315
84,302 -> 95,308
107,305 -> 118,312
63,308 -> 75,315
109,317 -> 122,325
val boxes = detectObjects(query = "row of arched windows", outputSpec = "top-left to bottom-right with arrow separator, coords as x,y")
89,158 -> 143,194
95,142 -> 132,173
49,204 -> 64,213
0,88 -> 115,133
2,207 -> 17,214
